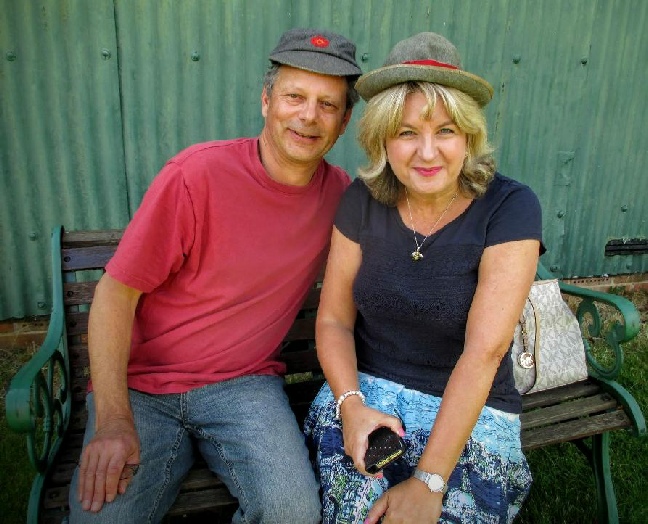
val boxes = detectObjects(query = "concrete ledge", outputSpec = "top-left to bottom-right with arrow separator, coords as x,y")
564,272 -> 648,292
0,317 -> 48,349
0,273 -> 646,350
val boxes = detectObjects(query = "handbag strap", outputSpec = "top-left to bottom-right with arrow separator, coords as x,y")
527,297 -> 540,371
519,296 -> 541,381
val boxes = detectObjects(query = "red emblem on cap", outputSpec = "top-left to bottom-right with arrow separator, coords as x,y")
311,35 -> 330,48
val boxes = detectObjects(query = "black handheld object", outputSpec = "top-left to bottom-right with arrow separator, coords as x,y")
364,427 -> 406,474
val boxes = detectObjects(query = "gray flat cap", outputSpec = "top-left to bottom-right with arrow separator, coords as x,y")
269,28 -> 362,78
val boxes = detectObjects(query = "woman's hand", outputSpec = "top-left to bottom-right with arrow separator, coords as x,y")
339,400 -> 404,476
364,477 -> 442,523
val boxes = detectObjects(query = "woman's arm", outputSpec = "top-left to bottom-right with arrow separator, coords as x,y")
316,227 -> 404,472
366,238 -> 540,523
419,239 -> 538,471
316,227 -> 361,400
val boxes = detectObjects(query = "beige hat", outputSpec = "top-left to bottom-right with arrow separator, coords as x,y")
355,32 -> 493,106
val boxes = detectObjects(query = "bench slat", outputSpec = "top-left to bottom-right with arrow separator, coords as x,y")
42,486 -> 71,510
62,281 -> 98,306
49,445 -> 224,492
521,380 -> 599,409
284,317 -> 316,341
61,246 -> 116,271
280,349 -> 320,374
179,468 -> 223,491
62,229 -> 123,247
167,488 -> 236,516
521,410 -> 631,450
43,469 -> 229,513
65,311 -> 89,337
301,287 -> 321,310
521,393 -> 619,430
42,510 -> 71,524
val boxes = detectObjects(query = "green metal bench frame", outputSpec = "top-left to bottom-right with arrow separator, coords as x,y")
5,225 -> 646,523
532,264 -> 645,521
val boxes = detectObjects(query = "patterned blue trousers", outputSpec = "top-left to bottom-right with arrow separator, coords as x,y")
303,373 -> 532,523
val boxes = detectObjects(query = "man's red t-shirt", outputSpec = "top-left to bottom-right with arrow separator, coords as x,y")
105,138 -> 350,394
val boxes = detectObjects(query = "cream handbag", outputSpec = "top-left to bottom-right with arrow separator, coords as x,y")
511,279 -> 588,395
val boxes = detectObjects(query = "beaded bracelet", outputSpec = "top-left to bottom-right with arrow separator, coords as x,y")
335,390 -> 366,419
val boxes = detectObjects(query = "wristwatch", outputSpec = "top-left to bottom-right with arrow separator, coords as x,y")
413,468 -> 447,494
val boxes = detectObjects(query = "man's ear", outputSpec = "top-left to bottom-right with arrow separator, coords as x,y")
338,109 -> 353,136
261,87 -> 269,118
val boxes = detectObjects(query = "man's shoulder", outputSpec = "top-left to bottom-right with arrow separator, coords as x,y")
170,137 -> 254,166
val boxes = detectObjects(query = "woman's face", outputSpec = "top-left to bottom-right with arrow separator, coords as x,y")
385,91 -> 467,201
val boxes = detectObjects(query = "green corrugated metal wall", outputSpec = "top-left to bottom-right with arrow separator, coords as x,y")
1,0 -> 646,320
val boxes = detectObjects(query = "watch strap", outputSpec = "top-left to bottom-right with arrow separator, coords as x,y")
413,468 -> 447,494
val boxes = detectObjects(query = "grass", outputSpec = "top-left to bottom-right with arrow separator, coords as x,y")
0,344 -> 37,524
1,289 -> 647,523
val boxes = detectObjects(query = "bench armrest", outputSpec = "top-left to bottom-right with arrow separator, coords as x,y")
537,262 -> 642,380
4,226 -> 71,473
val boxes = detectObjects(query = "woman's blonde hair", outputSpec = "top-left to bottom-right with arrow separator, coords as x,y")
357,82 -> 495,206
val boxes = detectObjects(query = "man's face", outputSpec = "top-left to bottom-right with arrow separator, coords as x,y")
261,66 -> 351,174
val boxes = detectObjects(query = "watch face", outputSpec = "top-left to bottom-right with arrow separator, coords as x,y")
427,474 -> 445,492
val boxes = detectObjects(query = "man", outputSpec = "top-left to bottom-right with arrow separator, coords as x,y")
70,28 -> 361,523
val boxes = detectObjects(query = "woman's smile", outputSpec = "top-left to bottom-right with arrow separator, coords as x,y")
414,166 -> 443,177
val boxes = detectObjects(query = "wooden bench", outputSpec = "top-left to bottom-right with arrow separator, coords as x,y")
5,226 -> 646,524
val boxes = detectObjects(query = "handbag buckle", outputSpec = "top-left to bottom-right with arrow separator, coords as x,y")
518,351 -> 535,369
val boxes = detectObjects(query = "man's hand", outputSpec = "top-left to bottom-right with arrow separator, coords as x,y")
77,417 -> 140,512
364,478 -> 442,524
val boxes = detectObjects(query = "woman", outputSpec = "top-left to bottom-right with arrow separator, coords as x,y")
304,32 -> 543,523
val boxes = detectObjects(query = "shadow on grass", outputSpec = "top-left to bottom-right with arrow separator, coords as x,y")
1,345 -> 36,523
0,417 -> 31,523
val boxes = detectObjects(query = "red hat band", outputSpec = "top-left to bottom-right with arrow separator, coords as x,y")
403,59 -> 459,70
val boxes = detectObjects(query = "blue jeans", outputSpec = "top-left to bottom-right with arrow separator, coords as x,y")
69,375 -> 321,524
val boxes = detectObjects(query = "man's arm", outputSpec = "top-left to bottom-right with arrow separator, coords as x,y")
77,272 -> 142,512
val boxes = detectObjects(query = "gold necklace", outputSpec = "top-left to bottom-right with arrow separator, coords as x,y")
405,189 -> 458,261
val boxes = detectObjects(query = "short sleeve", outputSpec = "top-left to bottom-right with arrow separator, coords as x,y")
333,178 -> 367,243
485,183 -> 544,251
106,161 -> 196,292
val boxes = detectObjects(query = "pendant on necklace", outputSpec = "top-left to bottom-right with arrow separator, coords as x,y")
405,189 -> 458,264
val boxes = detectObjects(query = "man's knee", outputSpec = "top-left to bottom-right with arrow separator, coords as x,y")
245,483 -> 321,523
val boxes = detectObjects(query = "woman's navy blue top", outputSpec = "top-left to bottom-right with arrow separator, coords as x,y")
335,173 -> 543,414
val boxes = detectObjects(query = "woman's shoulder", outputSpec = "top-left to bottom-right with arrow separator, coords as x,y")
463,173 -> 541,227
488,172 -> 535,194
336,178 -> 392,238
347,177 -> 371,195
339,178 -> 375,209
481,172 -> 540,207
475,173 -> 544,249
